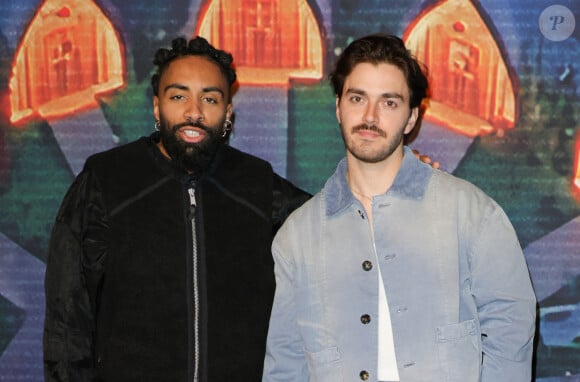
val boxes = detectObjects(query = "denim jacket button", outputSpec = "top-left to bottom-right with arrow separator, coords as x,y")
359,370 -> 369,380
360,314 -> 371,324
362,260 -> 373,271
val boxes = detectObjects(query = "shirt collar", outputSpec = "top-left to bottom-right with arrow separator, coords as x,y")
325,146 -> 433,216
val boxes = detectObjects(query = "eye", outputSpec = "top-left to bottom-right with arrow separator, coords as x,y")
169,94 -> 186,101
203,96 -> 218,104
384,99 -> 398,108
349,95 -> 364,103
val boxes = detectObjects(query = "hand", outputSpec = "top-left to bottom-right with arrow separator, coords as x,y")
413,149 -> 440,169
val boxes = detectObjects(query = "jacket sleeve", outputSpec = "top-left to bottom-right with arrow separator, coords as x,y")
43,168 -> 107,381
262,230 -> 309,381
470,202 -> 537,381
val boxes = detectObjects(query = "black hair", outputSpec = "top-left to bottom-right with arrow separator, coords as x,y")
151,36 -> 237,97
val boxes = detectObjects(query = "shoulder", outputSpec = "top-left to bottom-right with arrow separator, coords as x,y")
429,170 -> 513,237
84,137 -> 150,171
272,173 -> 311,207
80,137 -> 166,204
217,145 -> 273,171
207,145 -> 276,195
431,169 -> 496,207
276,191 -> 322,236
209,145 -> 277,187
272,191 -> 324,264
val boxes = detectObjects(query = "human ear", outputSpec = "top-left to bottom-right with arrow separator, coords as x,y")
153,96 -> 160,121
404,107 -> 419,134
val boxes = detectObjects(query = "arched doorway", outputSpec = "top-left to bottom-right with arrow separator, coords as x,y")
196,0 -> 324,85
9,0 -> 125,124
404,0 -> 518,137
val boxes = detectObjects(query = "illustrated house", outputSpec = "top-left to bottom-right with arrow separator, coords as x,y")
404,0 -> 518,137
196,0 -> 324,85
9,0 -> 124,123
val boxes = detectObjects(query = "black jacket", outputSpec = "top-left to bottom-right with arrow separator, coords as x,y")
43,133 -> 310,381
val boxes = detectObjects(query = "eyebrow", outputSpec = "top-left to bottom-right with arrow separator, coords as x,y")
163,83 -> 225,98
346,88 -> 405,101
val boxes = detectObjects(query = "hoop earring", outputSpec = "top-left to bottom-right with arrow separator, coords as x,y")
222,120 -> 232,138
154,120 -> 160,131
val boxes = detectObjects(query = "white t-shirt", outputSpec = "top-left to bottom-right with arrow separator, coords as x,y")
377,263 -> 400,381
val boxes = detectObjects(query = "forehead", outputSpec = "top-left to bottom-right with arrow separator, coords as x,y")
160,55 -> 229,93
344,62 -> 409,98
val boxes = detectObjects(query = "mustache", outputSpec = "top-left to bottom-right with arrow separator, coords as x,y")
351,123 -> 386,137
172,120 -> 211,134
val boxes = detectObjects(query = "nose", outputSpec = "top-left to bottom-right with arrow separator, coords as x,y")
363,102 -> 378,125
184,100 -> 204,122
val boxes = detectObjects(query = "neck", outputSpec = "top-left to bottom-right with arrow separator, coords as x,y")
345,148 -> 404,198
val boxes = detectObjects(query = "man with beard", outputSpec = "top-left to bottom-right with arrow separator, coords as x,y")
43,36 -> 310,381
262,34 -> 536,382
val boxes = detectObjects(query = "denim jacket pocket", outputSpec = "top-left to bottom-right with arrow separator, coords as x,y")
304,346 -> 343,382
437,319 -> 481,382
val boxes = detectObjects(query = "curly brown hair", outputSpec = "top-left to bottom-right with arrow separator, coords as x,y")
329,34 -> 428,110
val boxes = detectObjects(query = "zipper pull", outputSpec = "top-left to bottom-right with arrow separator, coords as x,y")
188,187 -> 196,220
188,187 -> 196,206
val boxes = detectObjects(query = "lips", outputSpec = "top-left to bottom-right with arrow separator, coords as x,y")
178,127 -> 206,143
353,129 -> 385,140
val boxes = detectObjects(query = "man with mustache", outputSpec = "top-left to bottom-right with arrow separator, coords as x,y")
263,34 -> 536,382
43,36 -> 310,381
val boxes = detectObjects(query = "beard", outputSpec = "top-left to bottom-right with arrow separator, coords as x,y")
159,119 -> 225,174
341,123 -> 404,163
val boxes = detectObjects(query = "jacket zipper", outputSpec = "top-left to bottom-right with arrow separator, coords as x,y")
188,187 -> 200,382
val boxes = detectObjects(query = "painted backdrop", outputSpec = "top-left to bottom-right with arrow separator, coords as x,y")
0,0 -> 578,380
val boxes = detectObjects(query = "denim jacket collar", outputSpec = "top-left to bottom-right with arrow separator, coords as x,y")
325,146 -> 433,216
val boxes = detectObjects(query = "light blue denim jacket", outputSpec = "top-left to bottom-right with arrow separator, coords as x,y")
263,147 -> 536,382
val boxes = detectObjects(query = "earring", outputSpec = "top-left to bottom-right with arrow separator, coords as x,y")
154,120 -> 160,131
222,120 -> 232,138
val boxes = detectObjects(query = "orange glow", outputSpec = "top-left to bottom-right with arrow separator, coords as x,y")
404,0 -> 518,137
196,0 -> 324,86
9,0 -> 125,124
